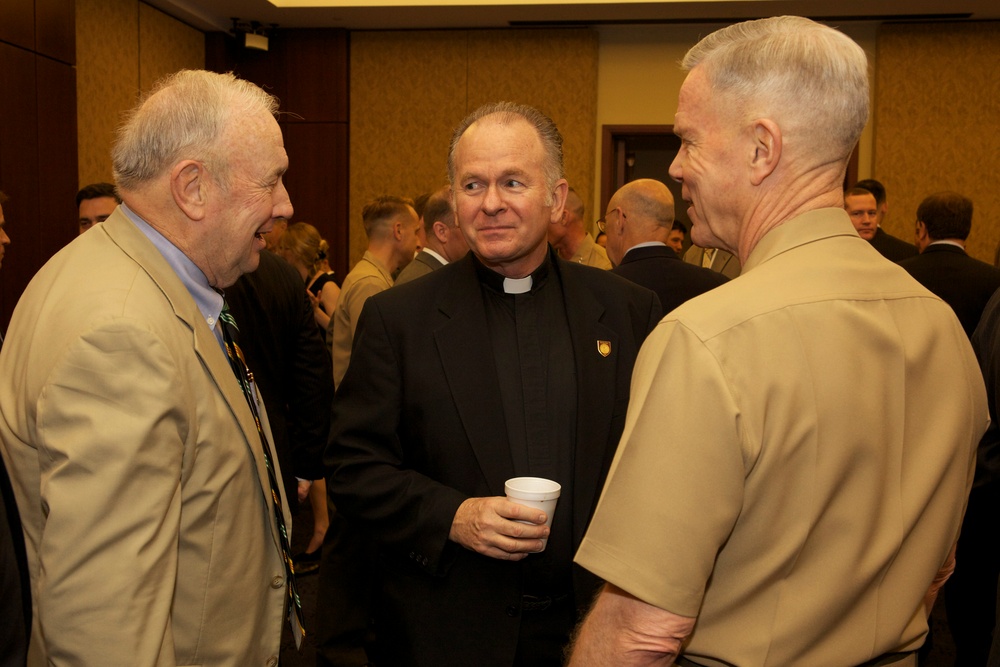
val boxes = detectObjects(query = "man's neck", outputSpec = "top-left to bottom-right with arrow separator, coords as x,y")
557,228 -> 586,260
367,240 -> 402,274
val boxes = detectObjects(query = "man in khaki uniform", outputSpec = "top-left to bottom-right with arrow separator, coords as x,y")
328,195 -> 420,387
569,17 -> 988,667
548,187 -> 611,269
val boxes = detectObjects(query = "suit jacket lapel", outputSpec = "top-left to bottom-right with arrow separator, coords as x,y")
556,260 -> 619,545
103,212 -> 288,543
433,258 -> 515,496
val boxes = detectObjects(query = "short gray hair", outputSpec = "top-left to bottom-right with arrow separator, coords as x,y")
112,70 -> 279,191
683,16 -> 869,160
447,101 -> 564,191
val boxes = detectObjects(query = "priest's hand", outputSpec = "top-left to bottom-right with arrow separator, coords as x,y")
449,496 -> 549,560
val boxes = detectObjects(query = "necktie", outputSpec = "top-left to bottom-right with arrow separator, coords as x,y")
218,301 -> 306,647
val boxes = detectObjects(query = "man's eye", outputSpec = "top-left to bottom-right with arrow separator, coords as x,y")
505,180 -> 523,188
463,182 -> 481,192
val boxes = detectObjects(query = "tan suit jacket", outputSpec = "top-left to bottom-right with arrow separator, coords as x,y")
0,211 -> 290,666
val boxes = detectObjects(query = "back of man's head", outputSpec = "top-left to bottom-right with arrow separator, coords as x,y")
421,188 -> 454,238
918,191 -> 973,242
682,16 -> 869,163
565,188 -> 585,227
112,70 -> 279,194
363,195 -> 415,241
620,179 -> 675,233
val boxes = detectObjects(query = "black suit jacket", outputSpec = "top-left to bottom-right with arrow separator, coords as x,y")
327,253 -> 661,667
870,227 -> 918,262
899,243 -> 1000,338
613,244 -> 728,314
227,250 -> 334,497
1,454 -> 29,667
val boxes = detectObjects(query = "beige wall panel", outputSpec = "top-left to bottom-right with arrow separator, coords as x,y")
350,30 -> 468,266
875,21 -> 1000,262
466,30 -> 598,224
595,23 -> 878,222
139,3 -> 205,93
76,0 -> 138,186
350,29 -> 598,267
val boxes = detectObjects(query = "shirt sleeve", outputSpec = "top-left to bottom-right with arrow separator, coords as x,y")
34,320 -> 187,665
575,318 -> 747,617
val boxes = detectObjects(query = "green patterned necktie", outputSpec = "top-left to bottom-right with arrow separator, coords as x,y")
218,301 -> 306,647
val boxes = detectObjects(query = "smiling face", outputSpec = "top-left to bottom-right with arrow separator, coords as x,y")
452,117 -> 567,278
202,112 -> 292,288
668,66 -> 746,254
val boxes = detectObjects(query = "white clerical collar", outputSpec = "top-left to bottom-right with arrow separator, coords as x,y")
503,276 -> 533,294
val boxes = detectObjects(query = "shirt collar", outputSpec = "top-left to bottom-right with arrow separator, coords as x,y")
121,203 -> 224,334
422,247 -> 449,266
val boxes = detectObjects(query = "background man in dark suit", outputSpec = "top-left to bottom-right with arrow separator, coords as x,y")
326,102 -> 660,667
395,185 -> 468,285
848,179 -> 918,261
604,178 -> 727,313
899,191 -> 1000,338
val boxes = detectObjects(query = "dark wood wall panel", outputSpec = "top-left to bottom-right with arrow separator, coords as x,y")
0,8 -> 77,328
207,28 -> 350,281
282,123 -> 349,279
284,29 -> 348,124
36,57 -> 79,260
35,0 -> 76,64
0,43 -> 40,324
0,0 -> 34,51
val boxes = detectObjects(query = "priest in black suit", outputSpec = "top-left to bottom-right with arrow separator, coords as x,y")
326,102 -> 661,667
899,191 -> 1000,338
603,178 -> 728,313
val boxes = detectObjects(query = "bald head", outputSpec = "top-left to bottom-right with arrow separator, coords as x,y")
604,179 -> 675,265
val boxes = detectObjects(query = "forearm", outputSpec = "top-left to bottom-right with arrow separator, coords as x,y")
925,541 -> 958,614
568,584 -> 695,667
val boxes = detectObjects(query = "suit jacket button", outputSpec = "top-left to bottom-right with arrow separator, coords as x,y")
271,575 -> 284,589
506,604 -> 520,617
266,656 -> 279,667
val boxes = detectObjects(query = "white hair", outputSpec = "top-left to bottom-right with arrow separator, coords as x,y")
112,70 -> 279,191
683,16 -> 870,161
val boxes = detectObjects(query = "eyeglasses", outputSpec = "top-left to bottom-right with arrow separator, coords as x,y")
597,208 -> 625,233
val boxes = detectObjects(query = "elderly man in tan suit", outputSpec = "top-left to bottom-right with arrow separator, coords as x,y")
0,70 -> 297,666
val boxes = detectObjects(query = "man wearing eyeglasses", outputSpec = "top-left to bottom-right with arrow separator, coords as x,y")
602,179 -> 727,313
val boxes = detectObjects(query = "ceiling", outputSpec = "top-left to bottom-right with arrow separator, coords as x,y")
143,0 -> 1000,33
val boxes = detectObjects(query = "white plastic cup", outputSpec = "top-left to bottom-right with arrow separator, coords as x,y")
504,477 -> 561,550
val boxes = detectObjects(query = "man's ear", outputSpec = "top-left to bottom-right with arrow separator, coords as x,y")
749,119 -> 782,186
171,160 -> 208,221
549,179 -> 570,224
432,220 -> 450,245
392,219 -> 404,241
915,220 -> 928,244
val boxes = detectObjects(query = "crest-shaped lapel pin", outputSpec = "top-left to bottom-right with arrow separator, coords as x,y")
597,340 -> 612,357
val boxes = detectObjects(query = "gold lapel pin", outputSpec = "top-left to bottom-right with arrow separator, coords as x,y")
597,340 -> 611,357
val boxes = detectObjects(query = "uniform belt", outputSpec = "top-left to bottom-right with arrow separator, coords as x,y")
677,651 -> 916,667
